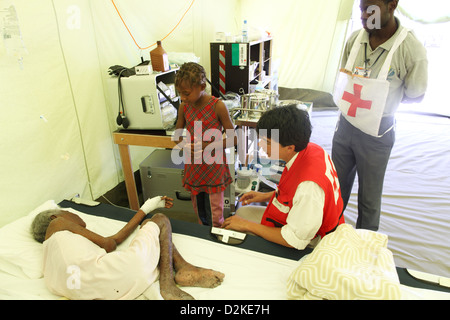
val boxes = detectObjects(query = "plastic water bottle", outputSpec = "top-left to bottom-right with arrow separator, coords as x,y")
242,20 -> 248,42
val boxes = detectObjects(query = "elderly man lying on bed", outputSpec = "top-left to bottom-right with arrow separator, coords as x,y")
222,105 -> 345,249
31,196 -> 224,300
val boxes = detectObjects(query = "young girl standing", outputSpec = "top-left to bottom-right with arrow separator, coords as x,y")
174,62 -> 235,227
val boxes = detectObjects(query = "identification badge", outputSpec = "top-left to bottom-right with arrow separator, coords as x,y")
354,66 -> 371,78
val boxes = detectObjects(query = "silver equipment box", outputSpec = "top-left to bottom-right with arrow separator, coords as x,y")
139,149 -> 235,221
107,69 -> 179,130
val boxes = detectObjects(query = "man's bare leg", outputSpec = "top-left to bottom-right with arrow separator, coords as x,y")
146,213 -> 224,300
172,246 -> 224,289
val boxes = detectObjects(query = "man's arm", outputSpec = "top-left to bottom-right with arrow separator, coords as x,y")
402,94 -> 425,104
221,215 -> 293,248
281,182 -> 324,249
44,210 -> 147,253
239,191 -> 274,205
111,196 -> 173,246
402,39 -> 428,105
109,210 -> 147,246
44,197 -> 172,253
222,182 -> 324,249
46,218 -> 117,252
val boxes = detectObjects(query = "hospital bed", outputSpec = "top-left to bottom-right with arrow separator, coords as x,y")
0,199 -> 449,300
1,89 -> 449,299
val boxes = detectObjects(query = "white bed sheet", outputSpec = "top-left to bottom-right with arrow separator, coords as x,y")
0,200 -> 449,300
310,110 -> 450,278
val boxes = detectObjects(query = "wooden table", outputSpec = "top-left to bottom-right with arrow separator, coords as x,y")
113,122 -> 256,210
113,130 -> 177,210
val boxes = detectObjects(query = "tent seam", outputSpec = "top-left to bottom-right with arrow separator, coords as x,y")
50,0 -> 94,200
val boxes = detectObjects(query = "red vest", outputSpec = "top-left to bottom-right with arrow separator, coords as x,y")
261,143 -> 345,238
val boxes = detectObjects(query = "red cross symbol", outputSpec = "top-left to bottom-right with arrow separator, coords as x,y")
342,84 -> 372,117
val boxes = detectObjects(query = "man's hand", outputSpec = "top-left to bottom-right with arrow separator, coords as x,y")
222,214 -> 293,248
140,196 -> 173,214
221,215 -> 250,233
402,94 -> 425,104
239,191 -> 274,205
161,196 -> 174,209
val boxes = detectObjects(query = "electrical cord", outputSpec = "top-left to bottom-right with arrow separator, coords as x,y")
111,0 -> 196,50
116,68 -> 129,128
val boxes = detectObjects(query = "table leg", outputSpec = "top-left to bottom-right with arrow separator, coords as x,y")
118,144 -> 140,210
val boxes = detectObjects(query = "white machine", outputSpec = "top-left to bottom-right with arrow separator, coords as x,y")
107,69 -> 179,130
234,162 -> 283,195
235,165 -> 261,194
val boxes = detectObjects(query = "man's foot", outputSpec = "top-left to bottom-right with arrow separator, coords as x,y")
160,280 -> 195,300
174,265 -> 225,288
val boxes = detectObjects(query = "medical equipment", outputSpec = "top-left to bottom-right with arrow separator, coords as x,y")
235,92 -> 271,121
229,89 -> 313,124
139,149 -> 235,218
139,149 -> 195,215
107,69 -> 179,130
235,164 -> 261,194
211,227 -> 247,245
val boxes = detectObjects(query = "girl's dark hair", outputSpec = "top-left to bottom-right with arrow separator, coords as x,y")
256,105 -> 312,152
175,62 -> 206,88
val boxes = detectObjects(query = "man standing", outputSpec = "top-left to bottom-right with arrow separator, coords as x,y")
332,0 -> 428,230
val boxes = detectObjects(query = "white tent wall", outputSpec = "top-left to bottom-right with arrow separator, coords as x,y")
240,0 -> 354,92
0,0 -> 93,227
51,0 -> 118,202
0,0 -> 352,227
0,0 -> 241,227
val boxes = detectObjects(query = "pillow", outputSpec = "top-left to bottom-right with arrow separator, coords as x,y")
287,224 -> 401,300
0,200 -> 129,279
0,200 -> 58,279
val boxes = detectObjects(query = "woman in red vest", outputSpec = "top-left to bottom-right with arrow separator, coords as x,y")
222,105 -> 345,249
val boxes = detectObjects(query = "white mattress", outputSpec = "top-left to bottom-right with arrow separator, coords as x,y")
310,110 -> 450,278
